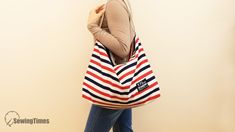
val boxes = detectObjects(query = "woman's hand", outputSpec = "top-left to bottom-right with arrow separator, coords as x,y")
87,3 -> 106,26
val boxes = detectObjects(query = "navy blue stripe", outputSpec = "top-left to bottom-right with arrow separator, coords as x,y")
116,61 -> 137,75
95,43 -> 106,51
91,54 -> 113,66
88,65 -> 119,83
134,65 -> 151,77
138,53 -> 146,61
121,77 -> 133,85
82,85 -> 160,104
134,43 -> 141,52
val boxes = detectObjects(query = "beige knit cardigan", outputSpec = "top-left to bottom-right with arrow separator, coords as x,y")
87,0 -> 136,65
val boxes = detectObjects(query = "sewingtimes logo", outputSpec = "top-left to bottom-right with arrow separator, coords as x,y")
4,111 -> 50,127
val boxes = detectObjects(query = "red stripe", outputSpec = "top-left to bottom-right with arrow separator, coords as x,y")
82,93 -> 160,109
90,59 -> 115,74
86,70 -> 130,89
83,82 -> 129,100
93,48 -> 108,58
131,70 -> 153,85
139,48 -> 144,53
114,65 -> 123,71
119,69 -> 135,80
137,59 -> 148,69
135,37 -> 139,44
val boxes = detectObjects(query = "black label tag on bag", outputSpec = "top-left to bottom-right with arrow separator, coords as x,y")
136,78 -> 149,92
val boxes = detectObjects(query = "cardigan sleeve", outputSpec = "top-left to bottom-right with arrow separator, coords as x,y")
87,0 -> 131,58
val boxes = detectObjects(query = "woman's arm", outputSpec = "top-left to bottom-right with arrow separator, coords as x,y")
87,0 -> 131,58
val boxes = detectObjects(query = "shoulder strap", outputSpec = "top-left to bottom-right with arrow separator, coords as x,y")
122,0 -> 136,59
122,0 -> 136,34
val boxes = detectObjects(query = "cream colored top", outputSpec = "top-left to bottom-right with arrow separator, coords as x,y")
87,0 -> 136,65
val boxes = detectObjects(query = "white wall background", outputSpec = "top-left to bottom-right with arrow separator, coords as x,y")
0,0 -> 235,132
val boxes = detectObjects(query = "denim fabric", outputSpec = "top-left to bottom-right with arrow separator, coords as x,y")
84,104 -> 133,132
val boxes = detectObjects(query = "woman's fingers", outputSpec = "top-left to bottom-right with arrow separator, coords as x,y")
87,3 -> 106,25
95,4 -> 106,13
97,4 -> 105,9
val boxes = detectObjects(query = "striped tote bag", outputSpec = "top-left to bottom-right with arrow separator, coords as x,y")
82,35 -> 160,109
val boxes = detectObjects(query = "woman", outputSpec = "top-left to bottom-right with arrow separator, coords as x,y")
85,0 -> 136,132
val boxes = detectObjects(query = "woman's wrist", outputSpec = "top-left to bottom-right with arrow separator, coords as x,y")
87,23 -> 102,36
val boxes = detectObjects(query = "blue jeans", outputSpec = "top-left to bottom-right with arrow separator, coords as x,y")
84,104 -> 133,132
